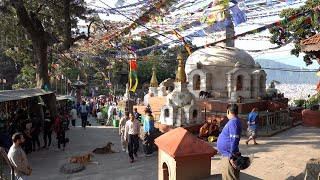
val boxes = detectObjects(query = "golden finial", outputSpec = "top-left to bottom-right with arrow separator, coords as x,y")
150,65 -> 158,87
175,52 -> 187,83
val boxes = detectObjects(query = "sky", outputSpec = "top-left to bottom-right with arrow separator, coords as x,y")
84,0 -> 319,69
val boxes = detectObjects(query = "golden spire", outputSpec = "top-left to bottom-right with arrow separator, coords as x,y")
150,65 -> 158,87
175,52 -> 187,83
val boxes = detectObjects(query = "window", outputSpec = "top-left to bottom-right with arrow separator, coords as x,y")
165,109 -> 169,117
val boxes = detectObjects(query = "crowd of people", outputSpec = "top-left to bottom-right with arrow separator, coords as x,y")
2,93 -> 261,180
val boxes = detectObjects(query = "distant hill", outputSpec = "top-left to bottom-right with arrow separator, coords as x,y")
255,59 -> 319,84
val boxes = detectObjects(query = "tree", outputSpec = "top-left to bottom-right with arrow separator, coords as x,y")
0,0 -> 94,115
0,0 -> 93,88
269,0 -> 320,66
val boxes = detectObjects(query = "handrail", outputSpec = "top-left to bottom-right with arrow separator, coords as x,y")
0,147 -> 14,180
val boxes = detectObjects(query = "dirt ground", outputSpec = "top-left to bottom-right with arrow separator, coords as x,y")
23,117 -> 320,180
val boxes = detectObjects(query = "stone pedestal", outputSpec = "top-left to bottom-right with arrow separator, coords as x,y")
267,88 -> 277,96
117,100 -> 136,113
230,92 -> 239,102
304,158 -> 320,180
60,163 -> 85,174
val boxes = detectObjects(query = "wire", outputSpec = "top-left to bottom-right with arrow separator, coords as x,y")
98,0 -> 178,41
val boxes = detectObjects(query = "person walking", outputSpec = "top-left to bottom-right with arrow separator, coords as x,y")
106,103 -> 116,126
69,106 -> 77,127
133,108 -> 141,122
124,112 -> 140,163
217,104 -> 242,180
53,112 -> 67,151
245,108 -> 259,145
42,110 -> 53,149
30,116 -> 41,151
78,101 -> 89,128
142,107 -> 155,157
119,112 -> 129,152
8,132 -> 32,180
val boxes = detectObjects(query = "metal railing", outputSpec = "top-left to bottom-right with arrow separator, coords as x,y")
0,147 -> 14,180
258,110 -> 291,135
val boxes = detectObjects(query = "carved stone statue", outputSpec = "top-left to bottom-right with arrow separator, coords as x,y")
124,83 -> 130,101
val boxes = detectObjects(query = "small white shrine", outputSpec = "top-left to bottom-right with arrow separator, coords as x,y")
159,52 -> 201,126
143,65 -> 158,106
184,46 -> 267,100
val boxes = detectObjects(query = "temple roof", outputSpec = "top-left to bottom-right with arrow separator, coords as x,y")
154,127 -> 217,158
300,33 -> 320,52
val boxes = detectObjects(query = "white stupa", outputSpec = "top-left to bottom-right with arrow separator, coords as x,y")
160,52 -> 202,126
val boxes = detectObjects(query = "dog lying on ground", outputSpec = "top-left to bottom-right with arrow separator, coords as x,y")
92,142 -> 117,154
69,153 -> 98,164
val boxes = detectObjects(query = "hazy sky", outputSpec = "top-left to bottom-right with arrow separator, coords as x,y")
84,0 -> 319,69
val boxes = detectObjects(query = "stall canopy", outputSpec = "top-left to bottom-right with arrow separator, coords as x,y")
56,95 -> 76,101
0,88 -> 54,103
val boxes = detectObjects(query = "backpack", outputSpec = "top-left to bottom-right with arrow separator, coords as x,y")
80,105 -> 88,114
60,116 -> 68,131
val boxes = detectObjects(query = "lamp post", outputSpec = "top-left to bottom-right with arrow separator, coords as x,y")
0,79 -> 6,90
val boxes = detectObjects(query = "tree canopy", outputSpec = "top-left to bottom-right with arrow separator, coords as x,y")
0,0 -> 93,89
269,0 -> 320,66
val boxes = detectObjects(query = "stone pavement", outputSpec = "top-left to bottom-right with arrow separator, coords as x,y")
16,117 -> 320,180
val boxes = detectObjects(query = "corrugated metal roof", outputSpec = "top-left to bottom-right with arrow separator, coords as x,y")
0,88 -> 53,103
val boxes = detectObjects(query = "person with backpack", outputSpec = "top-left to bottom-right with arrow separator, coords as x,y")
78,101 -> 90,128
142,107 -> 155,157
53,111 -> 67,151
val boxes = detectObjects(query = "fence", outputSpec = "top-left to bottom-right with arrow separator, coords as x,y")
200,109 -> 293,136
256,110 -> 292,136
0,147 -> 14,180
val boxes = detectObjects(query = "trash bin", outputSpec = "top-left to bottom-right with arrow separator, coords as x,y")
113,119 -> 119,127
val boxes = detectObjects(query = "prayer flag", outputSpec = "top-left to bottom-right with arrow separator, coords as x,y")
115,0 -> 126,7
129,60 -> 138,92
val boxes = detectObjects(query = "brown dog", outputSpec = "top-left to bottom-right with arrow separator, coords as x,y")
92,142 -> 116,154
69,153 -> 98,164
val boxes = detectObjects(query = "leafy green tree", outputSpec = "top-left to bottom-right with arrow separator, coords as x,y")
0,0 -> 93,88
269,0 -> 320,65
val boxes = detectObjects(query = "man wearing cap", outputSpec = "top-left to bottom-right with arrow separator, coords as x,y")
217,104 -> 242,180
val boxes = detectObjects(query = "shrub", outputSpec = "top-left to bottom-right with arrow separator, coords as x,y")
293,99 -> 306,107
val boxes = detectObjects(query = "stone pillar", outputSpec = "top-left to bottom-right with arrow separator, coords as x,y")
227,74 -> 232,98
252,75 -> 259,99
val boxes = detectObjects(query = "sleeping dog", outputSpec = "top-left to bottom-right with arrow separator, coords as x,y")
92,142 -> 117,154
69,153 -> 98,164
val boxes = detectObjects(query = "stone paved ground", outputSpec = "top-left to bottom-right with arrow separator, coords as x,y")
17,117 -> 320,180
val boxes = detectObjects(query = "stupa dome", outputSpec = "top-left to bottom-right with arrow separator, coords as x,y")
185,46 -> 255,75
